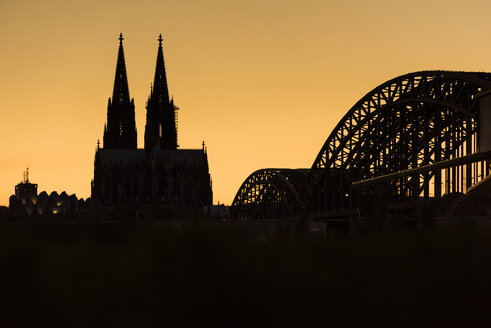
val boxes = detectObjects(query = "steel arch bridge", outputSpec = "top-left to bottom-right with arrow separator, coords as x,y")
232,169 -> 310,219
231,71 -> 491,220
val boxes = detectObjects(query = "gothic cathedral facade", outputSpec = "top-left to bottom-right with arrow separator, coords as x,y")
91,34 -> 213,209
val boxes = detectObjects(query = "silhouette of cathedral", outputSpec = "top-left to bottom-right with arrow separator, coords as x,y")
91,34 -> 212,208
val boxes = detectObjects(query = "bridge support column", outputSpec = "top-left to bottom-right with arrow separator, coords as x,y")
479,92 -> 491,182
435,107 -> 442,198
479,92 -> 491,153
466,117 -> 473,191
445,168 -> 450,195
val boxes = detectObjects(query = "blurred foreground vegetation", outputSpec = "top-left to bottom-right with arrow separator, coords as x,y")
1,218 -> 491,327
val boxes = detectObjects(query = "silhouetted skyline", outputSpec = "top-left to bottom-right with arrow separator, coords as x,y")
2,0 -> 491,205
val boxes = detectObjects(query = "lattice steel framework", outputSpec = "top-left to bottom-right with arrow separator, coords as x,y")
308,71 -> 491,212
231,169 -> 309,220
231,71 -> 491,219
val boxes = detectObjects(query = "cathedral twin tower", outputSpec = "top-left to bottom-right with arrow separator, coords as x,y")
92,34 -> 212,208
103,33 -> 177,151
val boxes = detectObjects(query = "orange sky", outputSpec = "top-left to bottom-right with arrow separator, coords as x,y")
2,0 -> 491,206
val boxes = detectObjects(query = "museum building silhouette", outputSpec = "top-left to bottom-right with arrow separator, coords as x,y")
91,34 -> 212,208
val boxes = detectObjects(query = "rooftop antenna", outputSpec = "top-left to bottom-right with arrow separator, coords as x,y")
24,167 -> 29,183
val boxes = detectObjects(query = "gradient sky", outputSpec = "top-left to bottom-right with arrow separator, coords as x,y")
2,0 -> 491,206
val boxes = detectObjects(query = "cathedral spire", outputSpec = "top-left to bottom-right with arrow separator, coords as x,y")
112,33 -> 130,105
153,34 -> 170,104
145,34 -> 177,151
103,33 -> 137,149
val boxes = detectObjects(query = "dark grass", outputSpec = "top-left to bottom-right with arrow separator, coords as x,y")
1,219 -> 491,327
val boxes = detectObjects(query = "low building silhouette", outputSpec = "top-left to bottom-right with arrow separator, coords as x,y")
13,168 -> 37,204
9,169 -> 79,216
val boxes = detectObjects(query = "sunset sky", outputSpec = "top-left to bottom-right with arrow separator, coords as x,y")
2,0 -> 491,206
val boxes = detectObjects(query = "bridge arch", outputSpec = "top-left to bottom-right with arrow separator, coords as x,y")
231,169 -> 309,220
307,71 -> 491,212
231,71 -> 491,219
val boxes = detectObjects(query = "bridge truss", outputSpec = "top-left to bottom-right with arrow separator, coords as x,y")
232,71 -> 491,219
232,169 -> 309,219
